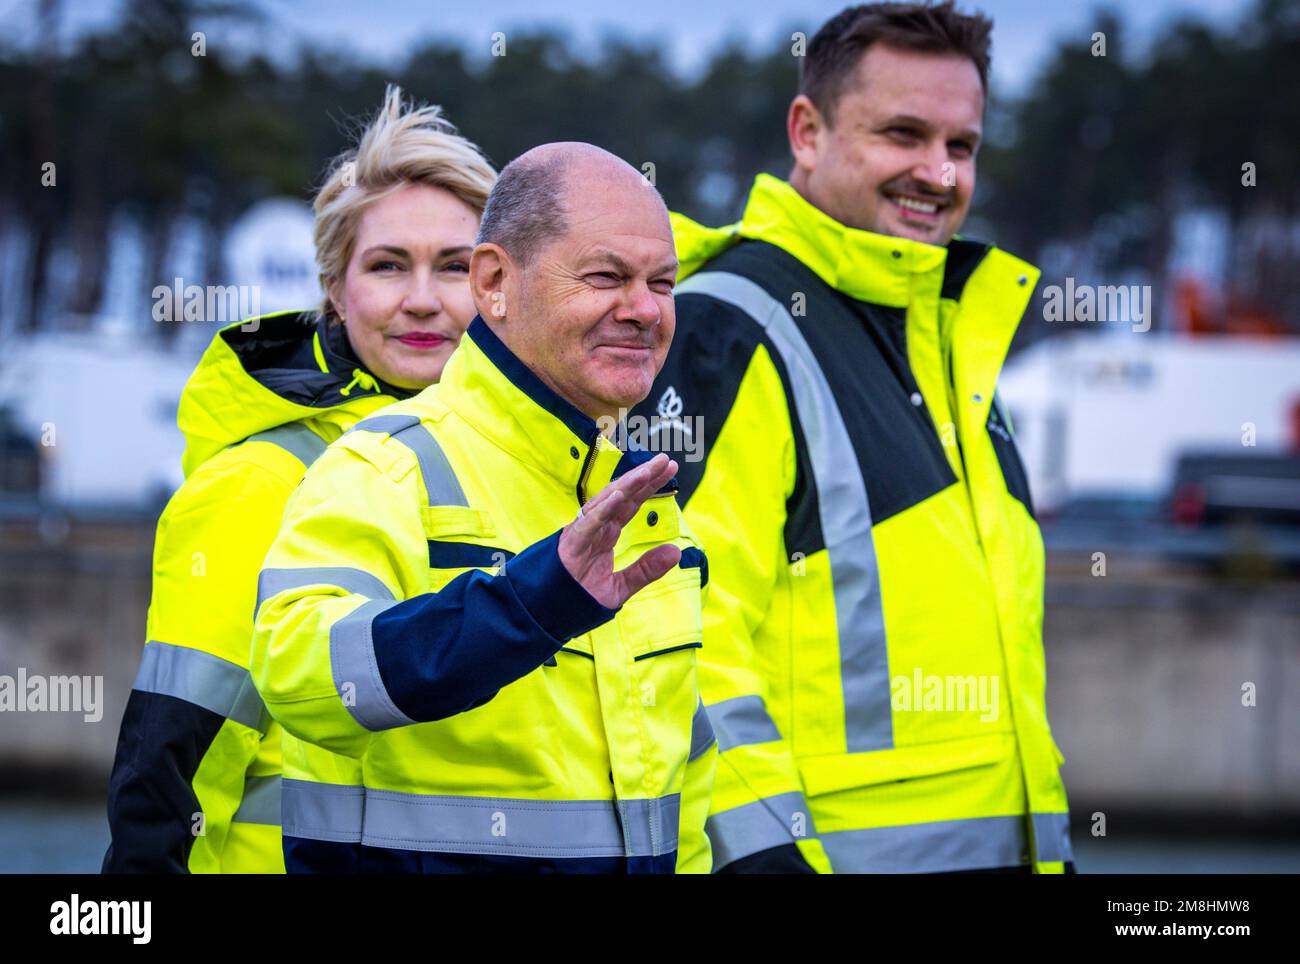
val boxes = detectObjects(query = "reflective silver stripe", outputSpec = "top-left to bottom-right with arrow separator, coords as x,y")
618,796 -> 681,857
243,423 -> 328,467
329,598 -> 413,731
678,272 -> 892,752
362,788 -> 681,858
688,697 -> 716,761
282,779 -> 365,844
704,790 -> 816,870
347,414 -> 467,507
231,774 -> 282,826
256,566 -> 396,616
1031,811 -> 1074,863
820,814 -> 1031,873
133,641 -> 268,732
708,694 -> 782,752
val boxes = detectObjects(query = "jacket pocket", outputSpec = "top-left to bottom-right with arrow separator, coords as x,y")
616,566 -> 703,659
798,732 -> 1014,798
421,506 -> 512,588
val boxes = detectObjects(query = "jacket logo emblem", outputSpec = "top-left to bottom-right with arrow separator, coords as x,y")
657,386 -> 684,419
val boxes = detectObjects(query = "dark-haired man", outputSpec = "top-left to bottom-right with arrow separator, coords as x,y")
633,1 -> 1074,873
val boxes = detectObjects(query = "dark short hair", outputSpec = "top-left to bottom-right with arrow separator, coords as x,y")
476,152 -> 570,266
801,2 -> 993,125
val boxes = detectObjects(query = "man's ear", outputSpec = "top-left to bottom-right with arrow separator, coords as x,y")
788,94 -> 824,174
470,243 -> 511,322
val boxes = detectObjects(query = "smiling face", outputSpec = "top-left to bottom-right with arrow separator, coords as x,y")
471,151 -> 677,425
788,44 -> 983,246
329,182 -> 481,390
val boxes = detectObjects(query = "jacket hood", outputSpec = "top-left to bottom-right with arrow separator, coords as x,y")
178,310 -> 412,476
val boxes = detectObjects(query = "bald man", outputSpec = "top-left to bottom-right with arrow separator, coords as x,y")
252,143 -> 718,874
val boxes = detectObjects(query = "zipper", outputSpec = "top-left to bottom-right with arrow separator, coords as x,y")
575,427 -> 601,504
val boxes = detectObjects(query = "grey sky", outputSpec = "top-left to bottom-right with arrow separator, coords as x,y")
7,0 -> 1250,95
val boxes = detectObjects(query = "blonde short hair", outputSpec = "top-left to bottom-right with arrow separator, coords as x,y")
313,85 -> 496,322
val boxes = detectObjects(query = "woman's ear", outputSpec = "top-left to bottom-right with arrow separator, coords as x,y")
469,244 -> 510,321
326,277 -> 346,322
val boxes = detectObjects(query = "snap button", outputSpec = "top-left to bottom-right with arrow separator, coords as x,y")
1017,275 -> 1028,286
972,393 -> 984,404
569,446 -> 579,460
909,392 -> 923,407
646,511 -> 659,526
891,250 -> 902,259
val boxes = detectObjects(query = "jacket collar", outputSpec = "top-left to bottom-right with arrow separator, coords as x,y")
731,173 -> 1041,407
436,316 -> 635,502
736,173 -> 949,308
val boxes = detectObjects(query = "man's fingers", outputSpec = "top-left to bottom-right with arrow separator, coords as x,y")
569,454 -> 679,570
613,543 -> 682,604
612,453 -> 673,502
606,456 -> 678,528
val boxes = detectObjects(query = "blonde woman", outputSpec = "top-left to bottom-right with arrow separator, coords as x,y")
103,87 -> 495,873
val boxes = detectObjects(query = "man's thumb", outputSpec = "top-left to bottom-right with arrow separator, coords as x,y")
614,544 -> 682,604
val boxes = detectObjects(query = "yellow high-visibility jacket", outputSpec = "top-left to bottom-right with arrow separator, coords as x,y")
102,311 -> 405,873
629,174 -> 1073,873
251,315 -> 716,874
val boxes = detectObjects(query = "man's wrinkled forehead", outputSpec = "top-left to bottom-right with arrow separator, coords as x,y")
549,166 -> 674,255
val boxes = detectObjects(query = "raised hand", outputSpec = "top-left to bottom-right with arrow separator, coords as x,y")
558,453 -> 682,609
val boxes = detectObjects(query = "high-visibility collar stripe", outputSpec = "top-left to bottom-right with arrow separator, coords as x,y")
819,813 -> 1071,872
283,780 -> 681,858
133,640 -> 269,733
705,790 -> 817,870
678,271 -> 892,753
232,774 -> 282,826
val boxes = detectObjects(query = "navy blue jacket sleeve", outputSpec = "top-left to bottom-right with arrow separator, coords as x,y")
371,529 -> 616,722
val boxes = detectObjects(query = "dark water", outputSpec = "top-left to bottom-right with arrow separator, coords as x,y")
1,800 -> 1297,873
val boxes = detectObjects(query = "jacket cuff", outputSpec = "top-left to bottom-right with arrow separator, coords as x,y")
504,529 -> 617,641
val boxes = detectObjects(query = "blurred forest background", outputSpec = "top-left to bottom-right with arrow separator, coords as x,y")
1,0 -> 1298,349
